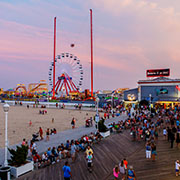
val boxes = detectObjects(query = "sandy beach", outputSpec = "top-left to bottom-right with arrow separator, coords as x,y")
0,105 -> 97,148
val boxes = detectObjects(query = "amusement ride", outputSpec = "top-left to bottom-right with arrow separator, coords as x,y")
48,53 -> 83,96
1,9 -> 96,101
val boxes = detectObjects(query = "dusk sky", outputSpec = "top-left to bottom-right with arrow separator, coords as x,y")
1,0 -> 180,91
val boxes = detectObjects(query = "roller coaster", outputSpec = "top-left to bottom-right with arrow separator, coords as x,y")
14,80 -> 48,97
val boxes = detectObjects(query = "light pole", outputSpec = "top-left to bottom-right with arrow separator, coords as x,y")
149,94 -> 152,113
3,103 -> 10,167
95,97 -> 100,130
111,93 -> 114,109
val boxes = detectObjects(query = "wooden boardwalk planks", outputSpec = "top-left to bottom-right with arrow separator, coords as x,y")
17,127 -> 180,180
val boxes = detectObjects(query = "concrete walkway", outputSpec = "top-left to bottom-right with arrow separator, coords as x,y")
0,113 -> 127,165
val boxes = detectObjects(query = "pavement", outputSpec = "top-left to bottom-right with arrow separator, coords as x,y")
0,112 -> 127,165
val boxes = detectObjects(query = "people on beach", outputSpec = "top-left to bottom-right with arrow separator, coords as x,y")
46,128 -> 50,141
71,118 -> 76,129
29,120 -> 32,126
39,127 -> 43,140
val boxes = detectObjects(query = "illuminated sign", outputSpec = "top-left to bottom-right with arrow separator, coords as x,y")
127,94 -> 136,101
156,88 -> 168,95
146,69 -> 170,77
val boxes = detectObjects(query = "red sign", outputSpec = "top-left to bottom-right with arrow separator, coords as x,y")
146,68 -> 170,77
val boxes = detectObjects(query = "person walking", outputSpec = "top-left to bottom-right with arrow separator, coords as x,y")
163,127 -> 167,140
71,118 -> 76,129
127,166 -> 137,180
176,129 -> 180,148
145,142 -> 151,159
167,127 -> 171,142
71,141 -> 77,163
175,160 -> 180,177
62,161 -> 72,180
123,158 -> 128,171
151,143 -> 157,161
113,165 -> 120,180
85,146 -> 93,158
86,151 -> 93,172
39,127 -> 43,140
170,131 -> 175,148
119,160 -> 126,180
46,128 -> 50,141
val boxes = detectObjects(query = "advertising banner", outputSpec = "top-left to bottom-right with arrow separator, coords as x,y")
146,69 -> 170,77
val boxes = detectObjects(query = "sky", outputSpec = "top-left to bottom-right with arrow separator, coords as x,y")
0,0 -> 180,91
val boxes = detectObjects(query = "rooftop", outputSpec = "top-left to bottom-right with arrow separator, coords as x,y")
138,77 -> 180,84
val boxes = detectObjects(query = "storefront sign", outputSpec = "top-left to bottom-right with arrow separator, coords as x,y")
146,69 -> 170,77
127,94 -> 136,101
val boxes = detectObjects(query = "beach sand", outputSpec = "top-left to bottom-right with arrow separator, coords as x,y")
0,105 -> 97,148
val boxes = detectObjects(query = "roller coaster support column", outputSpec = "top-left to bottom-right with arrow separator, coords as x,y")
53,17 -> 56,98
90,9 -> 93,98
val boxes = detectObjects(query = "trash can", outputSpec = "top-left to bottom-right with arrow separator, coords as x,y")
0,166 -> 11,180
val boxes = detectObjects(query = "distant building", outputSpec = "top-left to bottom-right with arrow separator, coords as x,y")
124,76 -> 180,107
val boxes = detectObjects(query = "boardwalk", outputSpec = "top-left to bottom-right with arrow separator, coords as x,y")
18,127 -> 180,180
0,113 -> 127,165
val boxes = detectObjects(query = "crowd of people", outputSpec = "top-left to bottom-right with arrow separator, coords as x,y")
111,104 -> 180,179
24,130 -> 103,170
20,102 -> 180,179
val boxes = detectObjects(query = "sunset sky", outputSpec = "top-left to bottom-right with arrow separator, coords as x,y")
0,0 -> 180,91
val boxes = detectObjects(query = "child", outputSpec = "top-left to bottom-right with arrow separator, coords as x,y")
175,160 -> 180,176
123,158 -> 128,170
163,127 -> 167,140
86,151 -> 93,172
113,165 -> 119,180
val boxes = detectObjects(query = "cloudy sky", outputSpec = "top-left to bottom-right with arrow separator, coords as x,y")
0,0 -> 180,91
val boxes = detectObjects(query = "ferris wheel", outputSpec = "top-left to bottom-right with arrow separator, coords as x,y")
48,53 -> 83,94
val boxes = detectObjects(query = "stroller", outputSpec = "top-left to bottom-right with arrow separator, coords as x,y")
32,133 -> 39,142
85,119 -> 90,127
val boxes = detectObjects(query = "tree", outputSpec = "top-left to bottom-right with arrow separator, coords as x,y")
8,145 -> 28,167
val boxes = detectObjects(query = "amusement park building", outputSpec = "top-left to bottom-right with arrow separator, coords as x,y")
124,77 -> 180,106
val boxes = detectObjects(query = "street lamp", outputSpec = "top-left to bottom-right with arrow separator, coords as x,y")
111,93 -> 114,108
3,103 -> 9,167
95,97 -> 100,130
149,94 -> 152,113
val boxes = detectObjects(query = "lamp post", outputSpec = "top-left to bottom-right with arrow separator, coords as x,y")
3,103 -> 9,167
95,97 -> 100,130
149,94 -> 152,113
111,93 -> 114,109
